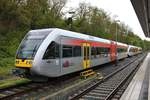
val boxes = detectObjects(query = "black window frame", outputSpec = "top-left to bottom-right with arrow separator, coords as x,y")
43,41 -> 60,59
62,45 -> 73,58
91,46 -> 110,58
117,48 -> 127,53
73,46 -> 81,57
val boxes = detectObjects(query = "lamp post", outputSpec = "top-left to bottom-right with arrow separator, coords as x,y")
115,20 -> 120,66
126,28 -> 128,44
115,20 -> 120,44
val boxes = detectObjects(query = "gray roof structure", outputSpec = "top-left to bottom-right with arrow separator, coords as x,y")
131,0 -> 150,37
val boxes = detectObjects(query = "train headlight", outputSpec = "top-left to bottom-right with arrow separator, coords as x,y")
26,61 -> 32,64
29,61 -> 32,64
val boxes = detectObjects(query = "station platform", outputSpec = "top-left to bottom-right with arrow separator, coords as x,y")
120,53 -> 150,100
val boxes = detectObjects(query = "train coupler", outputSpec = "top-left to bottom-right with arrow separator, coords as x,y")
12,68 -> 28,78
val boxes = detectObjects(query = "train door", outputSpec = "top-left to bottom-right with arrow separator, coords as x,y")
82,43 -> 90,69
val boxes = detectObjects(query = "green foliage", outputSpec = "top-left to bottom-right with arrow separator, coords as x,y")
0,78 -> 30,89
0,0 -> 150,76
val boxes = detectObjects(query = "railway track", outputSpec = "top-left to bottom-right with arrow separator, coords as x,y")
38,54 -> 144,100
68,54 -> 145,100
0,73 -> 81,99
0,54 -> 144,99
0,81 -> 47,100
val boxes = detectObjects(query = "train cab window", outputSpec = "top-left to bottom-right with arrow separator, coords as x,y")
63,45 -> 72,57
43,41 -> 59,59
73,46 -> 81,57
129,47 -> 135,52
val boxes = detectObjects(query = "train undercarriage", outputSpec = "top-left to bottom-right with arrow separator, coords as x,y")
12,68 -> 48,82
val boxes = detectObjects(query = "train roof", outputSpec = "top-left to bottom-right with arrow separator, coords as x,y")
29,28 -> 137,47
30,28 -> 54,33
30,28 -> 111,44
117,42 -> 128,47
128,45 -> 142,49
55,28 -> 111,44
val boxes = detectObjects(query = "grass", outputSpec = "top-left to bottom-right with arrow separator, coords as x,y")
0,66 -> 14,78
0,57 -> 31,89
0,77 -> 31,89
0,57 -> 15,78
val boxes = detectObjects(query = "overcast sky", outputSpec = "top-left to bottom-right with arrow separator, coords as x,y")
64,0 -> 150,40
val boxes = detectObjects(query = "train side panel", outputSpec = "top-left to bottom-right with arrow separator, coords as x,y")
117,43 -> 128,60
90,55 -> 111,67
59,36 -> 112,76
60,36 -> 83,75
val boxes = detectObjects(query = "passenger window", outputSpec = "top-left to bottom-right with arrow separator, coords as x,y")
96,47 -> 101,55
91,47 -> 95,55
73,46 -> 81,57
101,48 -> 105,54
63,45 -> 72,57
117,48 -> 126,53
117,48 -> 120,53
105,48 -> 110,53
43,41 -> 59,59
91,47 -> 96,58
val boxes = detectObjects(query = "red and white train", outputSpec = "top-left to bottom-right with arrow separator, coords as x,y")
14,28 -> 142,81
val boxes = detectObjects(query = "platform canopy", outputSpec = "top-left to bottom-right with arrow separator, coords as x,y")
131,0 -> 150,37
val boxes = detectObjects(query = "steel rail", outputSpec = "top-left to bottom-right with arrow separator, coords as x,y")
105,57 -> 144,100
69,54 -> 145,100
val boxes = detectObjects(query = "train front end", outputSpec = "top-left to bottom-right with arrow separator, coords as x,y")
13,30 -> 50,79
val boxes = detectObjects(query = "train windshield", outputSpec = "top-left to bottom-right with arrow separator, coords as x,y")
16,30 -> 51,59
